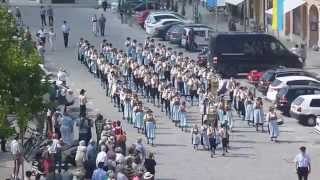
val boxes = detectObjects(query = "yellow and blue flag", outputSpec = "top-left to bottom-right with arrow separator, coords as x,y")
272,0 -> 284,31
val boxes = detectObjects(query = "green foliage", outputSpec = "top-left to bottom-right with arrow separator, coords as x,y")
0,6 -> 49,137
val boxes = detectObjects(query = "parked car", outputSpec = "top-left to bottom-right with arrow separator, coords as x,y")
208,33 -> 304,77
180,25 -> 214,51
135,10 -> 150,27
315,116 -> 320,133
266,76 -> 320,102
154,21 -> 184,40
166,24 -> 185,44
144,11 -> 192,32
132,1 -> 158,12
290,94 -> 320,126
275,85 -> 320,114
146,18 -> 184,35
247,69 -> 263,85
258,67 -> 319,94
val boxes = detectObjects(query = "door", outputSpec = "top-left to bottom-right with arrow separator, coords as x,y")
309,99 -> 320,115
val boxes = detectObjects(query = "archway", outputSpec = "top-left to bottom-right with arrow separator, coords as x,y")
309,5 -> 319,47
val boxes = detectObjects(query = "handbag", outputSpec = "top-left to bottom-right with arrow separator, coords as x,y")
277,118 -> 284,125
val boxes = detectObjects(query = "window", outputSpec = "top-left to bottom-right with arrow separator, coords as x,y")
287,80 -> 309,86
309,81 -> 320,86
271,79 -> 282,86
269,41 -> 286,55
293,97 -> 304,106
194,30 -> 206,37
310,99 -> 320,107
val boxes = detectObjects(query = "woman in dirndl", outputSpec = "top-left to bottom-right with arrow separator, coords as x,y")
123,91 -> 133,124
253,97 -> 264,132
191,124 -> 201,150
245,96 -> 254,126
266,106 -> 279,142
224,103 -> 233,131
144,109 -> 156,146
179,101 -> 187,131
134,101 -> 144,133
217,100 -> 225,123
201,122 -> 209,150
171,95 -> 181,126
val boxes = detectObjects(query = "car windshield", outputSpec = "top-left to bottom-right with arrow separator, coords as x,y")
271,79 -> 282,87
292,97 -> 304,106
278,87 -> 288,97
261,71 -> 274,81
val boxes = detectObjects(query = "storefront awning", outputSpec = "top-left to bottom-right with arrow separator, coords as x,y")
266,0 -> 306,15
225,0 -> 244,6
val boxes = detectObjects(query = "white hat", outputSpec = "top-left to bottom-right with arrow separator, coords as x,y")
143,172 -> 154,179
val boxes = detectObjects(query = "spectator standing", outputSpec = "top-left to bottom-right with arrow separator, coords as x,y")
96,145 -> 107,168
61,20 -> 70,48
75,140 -> 87,169
294,146 -> 311,180
40,5 -> 47,26
291,44 -> 300,56
48,133 -> 62,173
85,139 -> 97,178
98,14 -> 106,36
10,135 -> 22,180
92,162 -> 107,180
0,135 -> 6,152
300,44 -> 307,64
144,153 -> 156,177
15,7 -> 22,26
47,5 -> 54,26
37,27 -> 46,45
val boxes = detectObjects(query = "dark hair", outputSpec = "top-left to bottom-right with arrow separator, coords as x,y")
98,162 -> 104,168
26,171 -> 32,177
80,89 -> 86,95
300,146 -> 306,152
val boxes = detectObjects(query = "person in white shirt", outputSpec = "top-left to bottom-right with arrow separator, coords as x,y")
10,135 -> 22,179
294,146 -> 311,180
96,145 -> 107,168
37,27 -> 46,45
61,20 -> 70,48
79,89 -> 87,117
48,27 -> 56,51
48,133 -> 62,173
57,68 -> 67,85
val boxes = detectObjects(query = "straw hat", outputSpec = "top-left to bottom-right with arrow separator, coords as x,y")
143,172 -> 154,179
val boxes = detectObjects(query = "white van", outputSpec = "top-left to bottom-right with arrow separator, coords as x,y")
290,94 -> 320,126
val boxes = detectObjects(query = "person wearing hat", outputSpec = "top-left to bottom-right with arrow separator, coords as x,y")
266,106 -> 279,142
79,89 -> 87,118
144,109 -> 156,145
143,172 -> 154,180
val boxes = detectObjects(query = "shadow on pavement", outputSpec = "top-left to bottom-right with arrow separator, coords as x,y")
154,143 -> 187,147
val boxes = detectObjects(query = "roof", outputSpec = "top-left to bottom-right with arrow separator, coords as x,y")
297,94 -> 320,100
285,85 -> 320,90
276,75 -> 319,82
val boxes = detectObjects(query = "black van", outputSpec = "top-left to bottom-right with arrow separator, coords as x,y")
208,33 -> 303,77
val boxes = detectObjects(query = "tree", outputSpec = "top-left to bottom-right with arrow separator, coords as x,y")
0,6 -> 49,140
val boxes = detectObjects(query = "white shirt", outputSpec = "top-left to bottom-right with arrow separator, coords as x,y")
48,138 -> 61,154
57,70 -> 66,82
61,24 -> 70,33
79,95 -> 87,105
96,151 -> 107,167
294,153 -> 311,168
10,140 -> 21,155
37,29 -> 45,38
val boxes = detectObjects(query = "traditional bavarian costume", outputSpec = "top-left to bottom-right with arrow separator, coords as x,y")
144,110 -> 156,145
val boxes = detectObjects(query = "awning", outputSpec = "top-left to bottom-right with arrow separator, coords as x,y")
266,0 -> 305,15
225,0 -> 244,6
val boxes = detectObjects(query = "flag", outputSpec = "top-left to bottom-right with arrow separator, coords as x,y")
272,0 -> 284,31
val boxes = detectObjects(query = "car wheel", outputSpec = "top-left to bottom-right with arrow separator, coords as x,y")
306,116 -> 316,126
